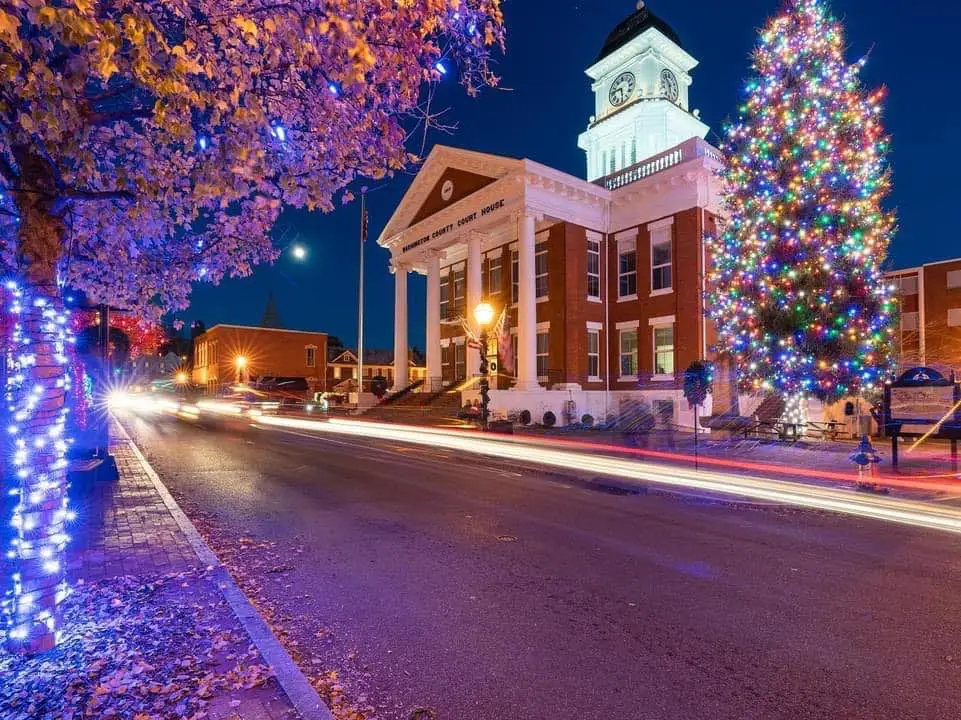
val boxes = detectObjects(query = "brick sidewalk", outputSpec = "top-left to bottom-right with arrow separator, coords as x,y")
60,424 -> 301,720
67,436 -> 197,582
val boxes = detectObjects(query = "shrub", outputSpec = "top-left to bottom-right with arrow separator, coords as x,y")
543,411 -> 556,427
581,413 -> 595,427
519,409 -> 532,426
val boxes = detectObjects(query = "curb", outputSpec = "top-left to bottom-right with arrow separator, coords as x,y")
113,420 -> 334,720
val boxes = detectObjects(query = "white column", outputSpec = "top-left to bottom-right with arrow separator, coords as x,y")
515,211 -> 539,390
392,263 -> 408,392
426,251 -> 442,392
466,232 -> 482,379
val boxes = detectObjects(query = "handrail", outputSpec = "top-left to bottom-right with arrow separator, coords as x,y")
598,137 -> 724,191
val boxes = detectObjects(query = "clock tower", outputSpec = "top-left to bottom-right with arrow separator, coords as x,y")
577,1 -> 709,182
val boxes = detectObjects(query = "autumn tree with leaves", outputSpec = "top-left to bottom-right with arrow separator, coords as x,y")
0,0 -> 504,652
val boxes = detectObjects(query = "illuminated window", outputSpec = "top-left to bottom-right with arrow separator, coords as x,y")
587,329 -> 601,379
305,346 -> 317,368
619,330 -> 638,378
651,235 -> 673,292
654,325 -> 675,376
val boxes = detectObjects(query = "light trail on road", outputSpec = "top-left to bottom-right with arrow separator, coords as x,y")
252,415 -> 961,537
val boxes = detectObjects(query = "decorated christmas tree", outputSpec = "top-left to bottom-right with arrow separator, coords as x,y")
706,0 -> 897,404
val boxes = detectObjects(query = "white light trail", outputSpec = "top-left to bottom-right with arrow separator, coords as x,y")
255,415 -> 961,537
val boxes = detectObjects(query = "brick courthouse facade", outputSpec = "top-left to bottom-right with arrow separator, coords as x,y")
378,5 -> 726,427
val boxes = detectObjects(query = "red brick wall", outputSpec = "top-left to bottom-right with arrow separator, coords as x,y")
605,208 -> 706,389
425,209 -> 712,392
193,326 -> 327,390
922,260 -> 961,372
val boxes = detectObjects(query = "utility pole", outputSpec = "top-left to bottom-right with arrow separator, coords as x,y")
357,189 -> 368,395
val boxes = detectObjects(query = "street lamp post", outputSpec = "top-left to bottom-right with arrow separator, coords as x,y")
235,355 -> 248,384
473,302 -> 495,430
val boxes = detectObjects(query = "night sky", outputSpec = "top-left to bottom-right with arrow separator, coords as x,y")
180,0 -> 959,352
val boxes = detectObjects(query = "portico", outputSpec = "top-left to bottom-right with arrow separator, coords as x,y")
379,146 -> 610,395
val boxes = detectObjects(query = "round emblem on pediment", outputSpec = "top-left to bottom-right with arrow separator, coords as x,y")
441,179 -> 455,202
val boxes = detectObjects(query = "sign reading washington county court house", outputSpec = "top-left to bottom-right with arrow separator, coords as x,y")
403,198 -> 507,254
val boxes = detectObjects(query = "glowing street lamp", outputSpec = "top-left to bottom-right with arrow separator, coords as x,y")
291,244 -> 307,261
473,302 -> 495,429
235,355 -> 248,383
474,302 -> 495,328
175,371 -> 188,385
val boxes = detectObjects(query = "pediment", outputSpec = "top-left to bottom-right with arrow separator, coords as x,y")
377,146 -> 523,245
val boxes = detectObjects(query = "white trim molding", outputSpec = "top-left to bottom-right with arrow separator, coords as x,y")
617,319 -> 641,330
648,315 -> 676,326
647,216 -> 675,231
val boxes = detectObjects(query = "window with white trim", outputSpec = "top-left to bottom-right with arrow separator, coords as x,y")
440,272 -> 450,320
535,241 -> 549,299
948,270 -> 961,289
536,331 -> 550,379
949,308 -> 961,328
305,346 -> 317,368
511,333 -> 518,377
452,263 -> 466,318
901,312 -> 919,332
511,248 -> 519,304
619,329 -> 638,378
651,233 -> 673,292
587,329 -> 600,379
488,254 -> 503,296
654,325 -> 675,376
619,249 -> 637,298
898,275 -> 919,295
442,344 -> 452,379
587,239 -> 601,300
455,342 -> 466,379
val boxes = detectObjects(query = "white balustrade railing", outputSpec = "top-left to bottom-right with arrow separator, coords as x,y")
601,137 -> 723,191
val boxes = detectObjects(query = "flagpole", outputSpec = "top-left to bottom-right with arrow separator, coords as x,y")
357,190 -> 367,396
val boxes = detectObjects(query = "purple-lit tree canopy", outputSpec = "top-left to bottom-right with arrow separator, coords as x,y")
0,0 -> 504,652
705,0 -> 896,403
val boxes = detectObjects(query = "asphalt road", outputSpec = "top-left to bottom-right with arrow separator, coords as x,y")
120,413 -> 961,720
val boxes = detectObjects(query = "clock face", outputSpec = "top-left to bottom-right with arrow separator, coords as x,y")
441,179 -> 454,202
608,71 -> 636,108
660,69 -> 679,103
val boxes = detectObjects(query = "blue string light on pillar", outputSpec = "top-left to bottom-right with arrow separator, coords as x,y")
3,279 -> 75,653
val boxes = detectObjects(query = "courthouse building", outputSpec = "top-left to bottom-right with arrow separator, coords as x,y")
379,2 -> 726,426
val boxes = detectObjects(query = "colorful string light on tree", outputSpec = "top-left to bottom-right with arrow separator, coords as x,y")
705,0 -> 897,403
